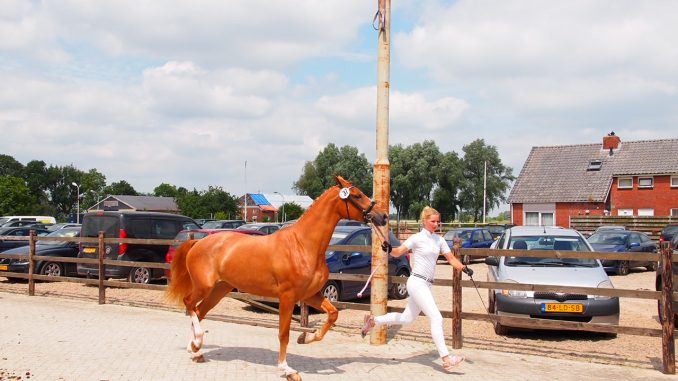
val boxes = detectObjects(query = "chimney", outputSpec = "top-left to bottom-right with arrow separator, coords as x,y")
602,131 -> 621,155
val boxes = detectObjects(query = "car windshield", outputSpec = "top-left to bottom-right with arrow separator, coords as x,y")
201,221 -> 222,229
329,231 -> 351,245
506,235 -> 597,267
39,228 -> 80,246
588,232 -> 627,245
443,230 -> 471,240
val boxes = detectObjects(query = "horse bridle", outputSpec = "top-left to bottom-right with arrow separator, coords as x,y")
340,186 -> 376,223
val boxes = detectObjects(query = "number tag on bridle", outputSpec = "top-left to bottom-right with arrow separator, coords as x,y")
339,187 -> 351,200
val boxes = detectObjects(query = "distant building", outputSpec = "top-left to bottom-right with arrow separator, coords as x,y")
238,193 -> 313,222
87,195 -> 180,213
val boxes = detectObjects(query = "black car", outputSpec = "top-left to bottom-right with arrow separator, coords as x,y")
660,223 -> 678,245
0,227 -> 50,253
321,226 -> 410,302
201,219 -> 246,229
0,227 -> 81,281
588,230 -> 657,275
77,211 -> 199,283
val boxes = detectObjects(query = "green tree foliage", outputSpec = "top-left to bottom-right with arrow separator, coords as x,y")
280,202 -> 304,221
458,139 -> 515,222
154,183 -> 179,197
293,143 -> 372,198
432,151 -> 463,222
103,180 -> 138,196
0,155 -> 24,178
0,176 -> 33,215
174,186 -> 239,219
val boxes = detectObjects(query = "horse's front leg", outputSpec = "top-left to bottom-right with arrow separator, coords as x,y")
297,293 -> 338,345
277,293 -> 302,381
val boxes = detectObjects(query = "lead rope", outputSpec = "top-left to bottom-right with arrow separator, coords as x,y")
357,223 -> 389,298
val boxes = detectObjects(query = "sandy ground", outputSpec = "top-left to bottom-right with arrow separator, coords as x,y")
0,261 -> 670,371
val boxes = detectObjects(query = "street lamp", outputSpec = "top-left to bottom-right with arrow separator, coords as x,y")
274,192 -> 286,222
71,182 -> 80,223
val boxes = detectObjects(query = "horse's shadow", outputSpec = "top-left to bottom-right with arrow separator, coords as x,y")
190,343 -> 463,375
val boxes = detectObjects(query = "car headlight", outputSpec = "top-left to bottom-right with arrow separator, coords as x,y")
500,279 -> 532,298
594,279 -> 614,300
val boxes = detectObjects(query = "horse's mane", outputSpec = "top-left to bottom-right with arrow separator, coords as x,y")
295,184 -> 339,225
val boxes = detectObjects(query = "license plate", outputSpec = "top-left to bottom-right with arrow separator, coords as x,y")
84,247 -> 96,253
0,264 -> 7,271
541,303 -> 583,313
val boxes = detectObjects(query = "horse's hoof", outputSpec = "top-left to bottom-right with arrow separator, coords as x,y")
286,372 -> 302,381
296,332 -> 307,344
191,354 -> 205,363
190,341 -> 200,352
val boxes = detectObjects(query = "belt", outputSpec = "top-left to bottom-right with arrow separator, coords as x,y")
412,273 -> 434,283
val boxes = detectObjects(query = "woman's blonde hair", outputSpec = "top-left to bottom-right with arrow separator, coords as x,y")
420,206 -> 440,222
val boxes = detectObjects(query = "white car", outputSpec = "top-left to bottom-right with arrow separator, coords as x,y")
486,226 -> 620,335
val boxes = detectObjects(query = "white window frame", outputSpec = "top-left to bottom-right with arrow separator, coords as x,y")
617,177 -> 633,189
671,176 -> 678,188
617,208 -> 634,216
638,177 -> 654,188
523,203 -> 556,226
638,208 -> 654,216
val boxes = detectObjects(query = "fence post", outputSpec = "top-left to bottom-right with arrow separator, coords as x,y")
660,241 -> 676,374
451,237 -> 462,349
98,231 -> 106,305
28,230 -> 36,296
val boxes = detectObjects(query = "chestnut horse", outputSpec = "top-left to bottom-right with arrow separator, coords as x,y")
166,176 -> 387,380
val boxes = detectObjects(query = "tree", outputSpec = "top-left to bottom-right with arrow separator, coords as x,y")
103,180 -> 138,196
175,186 -> 239,219
432,151 -> 463,222
154,183 -> 179,197
0,154 -> 24,178
389,140 -> 443,221
458,139 -> 515,222
293,144 -> 372,198
0,176 -> 33,215
281,202 -> 304,221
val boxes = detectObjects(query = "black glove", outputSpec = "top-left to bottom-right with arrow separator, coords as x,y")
462,266 -> 473,277
381,241 -> 392,254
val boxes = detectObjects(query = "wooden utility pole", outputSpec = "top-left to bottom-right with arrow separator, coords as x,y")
370,0 -> 391,345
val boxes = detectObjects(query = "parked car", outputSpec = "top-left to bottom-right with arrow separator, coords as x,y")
656,235 -> 678,325
0,227 -> 81,281
485,224 -> 514,240
164,228 -> 265,279
236,223 -> 281,235
0,226 -> 50,253
660,223 -> 678,245
593,225 -> 626,234
321,226 -> 411,302
0,216 -> 56,226
46,223 -> 81,232
587,230 -> 657,275
194,218 -> 216,227
485,226 -> 620,335
201,219 -> 246,229
442,227 -> 494,264
77,211 -> 200,284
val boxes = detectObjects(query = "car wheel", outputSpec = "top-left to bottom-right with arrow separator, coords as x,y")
128,266 -> 151,284
321,281 -> 340,302
40,262 -> 63,277
617,260 -> 630,276
646,261 -> 658,271
389,270 -> 409,299
492,295 -> 509,335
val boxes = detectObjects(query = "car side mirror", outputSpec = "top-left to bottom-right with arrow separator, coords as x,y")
629,242 -> 640,248
485,256 -> 499,266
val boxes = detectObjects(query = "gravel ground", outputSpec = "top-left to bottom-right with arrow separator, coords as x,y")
0,261 -> 670,371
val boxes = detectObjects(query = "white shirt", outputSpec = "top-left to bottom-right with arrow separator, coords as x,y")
402,229 -> 451,280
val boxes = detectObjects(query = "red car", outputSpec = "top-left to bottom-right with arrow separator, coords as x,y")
165,228 -> 265,279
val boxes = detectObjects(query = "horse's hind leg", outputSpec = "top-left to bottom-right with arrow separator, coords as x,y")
296,293 -> 338,345
183,280 -> 222,361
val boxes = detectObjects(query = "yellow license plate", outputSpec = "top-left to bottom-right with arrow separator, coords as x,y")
541,303 -> 583,313
0,264 -> 7,271
84,247 -> 96,253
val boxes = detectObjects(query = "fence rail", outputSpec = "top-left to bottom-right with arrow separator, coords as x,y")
0,231 -> 676,374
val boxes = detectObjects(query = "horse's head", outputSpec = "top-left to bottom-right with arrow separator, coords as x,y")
334,175 -> 388,226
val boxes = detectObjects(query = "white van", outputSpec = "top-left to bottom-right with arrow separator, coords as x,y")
0,216 -> 57,226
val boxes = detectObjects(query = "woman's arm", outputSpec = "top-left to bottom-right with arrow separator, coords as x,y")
441,251 -> 465,272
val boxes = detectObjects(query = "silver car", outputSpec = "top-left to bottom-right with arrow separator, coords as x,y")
485,226 -> 619,335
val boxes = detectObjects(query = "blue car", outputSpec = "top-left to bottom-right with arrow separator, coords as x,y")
442,227 -> 495,264
587,230 -> 658,275
322,226 -> 411,302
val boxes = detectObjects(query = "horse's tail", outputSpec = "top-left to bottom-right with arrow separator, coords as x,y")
165,239 -> 200,306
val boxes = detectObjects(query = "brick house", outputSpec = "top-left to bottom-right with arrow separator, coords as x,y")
508,134 -> 678,227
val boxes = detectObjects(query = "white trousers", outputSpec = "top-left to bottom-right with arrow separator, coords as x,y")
373,276 -> 449,357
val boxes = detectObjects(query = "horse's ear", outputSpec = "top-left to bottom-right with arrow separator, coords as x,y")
334,175 -> 348,187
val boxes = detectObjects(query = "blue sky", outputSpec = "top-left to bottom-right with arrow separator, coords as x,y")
1,0 -> 676,215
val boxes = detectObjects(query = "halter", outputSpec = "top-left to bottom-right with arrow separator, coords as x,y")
339,186 -> 376,223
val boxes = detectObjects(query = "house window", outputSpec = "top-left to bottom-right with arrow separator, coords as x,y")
638,208 -> 654,216
617,208 -> 633,216
617,177 -> 633,189
638,177 -> 654,188
587,160 -> 602,171
524,211 -> 554,226
671,176 -> 678,188
671,208 -> 678,217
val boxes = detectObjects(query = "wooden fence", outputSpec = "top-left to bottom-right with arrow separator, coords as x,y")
0,231 -> 676,374
570,216 -> 677,239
